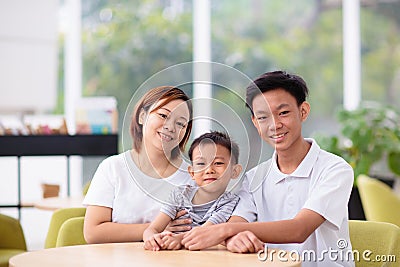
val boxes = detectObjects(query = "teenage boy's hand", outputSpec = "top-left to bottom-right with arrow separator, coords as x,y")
181,224 -> 226,250
225,231 -> 264,253
165,209 -> 192,232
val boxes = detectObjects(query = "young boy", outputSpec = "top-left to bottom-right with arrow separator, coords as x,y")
143,131 -> 243,251
181,71 -> 354,266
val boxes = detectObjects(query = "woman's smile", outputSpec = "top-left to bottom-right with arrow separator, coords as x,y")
158,131 -> 173,142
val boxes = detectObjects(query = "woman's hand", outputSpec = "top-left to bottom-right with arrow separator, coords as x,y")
165,209 -> 192,232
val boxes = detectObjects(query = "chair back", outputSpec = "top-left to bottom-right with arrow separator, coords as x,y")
357,174 -> 400,227
349,220 -> 400,267
82,180 -> 91,195
45,207 -> 86,248
56,217 -> 86,247
0,213 -> 26,250
0,213 -> 27,267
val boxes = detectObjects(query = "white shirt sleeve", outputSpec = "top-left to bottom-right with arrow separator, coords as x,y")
303,159 -> 354,230
231,175 -> 257,222
83,157 -> 116,208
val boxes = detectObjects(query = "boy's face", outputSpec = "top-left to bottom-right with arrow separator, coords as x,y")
188,143 -> 241,190
251,88 -> 310,153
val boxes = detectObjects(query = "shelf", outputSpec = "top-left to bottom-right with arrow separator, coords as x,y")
0,134 -> 119,218
0,134 -> 118,156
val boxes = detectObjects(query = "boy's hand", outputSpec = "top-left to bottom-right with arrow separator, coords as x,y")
161,233 -> 183,250
144,232 -> 172,251
165,209 -> 192,232
225,231 -> 264,253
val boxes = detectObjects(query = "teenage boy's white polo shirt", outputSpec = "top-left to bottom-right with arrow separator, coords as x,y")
233,139 -> 355,267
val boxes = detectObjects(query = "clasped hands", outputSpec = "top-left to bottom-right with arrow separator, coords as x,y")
144,210 -> 264,253
144,231 -> 183,251
143,210 -> 191,251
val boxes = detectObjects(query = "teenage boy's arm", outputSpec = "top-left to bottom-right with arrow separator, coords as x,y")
143,213 -> 173,251
227,215 -> 248,222
182,208 -> 325,251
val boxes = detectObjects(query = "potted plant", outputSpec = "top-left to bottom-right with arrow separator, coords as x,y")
314,101 -> 400,219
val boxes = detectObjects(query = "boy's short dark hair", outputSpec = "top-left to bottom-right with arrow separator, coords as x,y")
188,131 -> 239,164
245,70 -> 309,114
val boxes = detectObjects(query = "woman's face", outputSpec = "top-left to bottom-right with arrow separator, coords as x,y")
141,99 -> 190,156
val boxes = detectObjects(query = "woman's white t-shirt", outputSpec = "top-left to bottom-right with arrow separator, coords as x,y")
83,151 -> 193,223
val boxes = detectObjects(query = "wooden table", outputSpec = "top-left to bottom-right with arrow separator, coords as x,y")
33,196 -> 84,211
9,242 -> 301,267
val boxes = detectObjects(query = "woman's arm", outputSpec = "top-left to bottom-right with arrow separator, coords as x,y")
83,205 -> 149,243
165,209 -> 192,232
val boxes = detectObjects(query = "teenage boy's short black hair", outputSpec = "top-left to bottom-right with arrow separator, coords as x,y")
188,131 -> 239,164
245,70 -> 309,115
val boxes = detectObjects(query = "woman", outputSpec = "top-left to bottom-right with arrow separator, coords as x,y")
83,86 -> 193,243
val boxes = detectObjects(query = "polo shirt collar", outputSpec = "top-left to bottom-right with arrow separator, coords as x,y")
271,138 -> 320,184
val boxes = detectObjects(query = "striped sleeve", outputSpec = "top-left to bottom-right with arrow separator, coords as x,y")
159,186 -> 186,220
207,192 -> 240,225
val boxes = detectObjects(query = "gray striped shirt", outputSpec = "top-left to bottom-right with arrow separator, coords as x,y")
160,185 -> 239,227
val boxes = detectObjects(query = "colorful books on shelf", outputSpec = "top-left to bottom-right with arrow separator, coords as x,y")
0,96 -> 118,136
75,97 -> 118,135
0,114 -> 67,135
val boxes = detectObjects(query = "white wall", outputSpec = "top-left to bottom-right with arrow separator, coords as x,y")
0,0 -> 58,112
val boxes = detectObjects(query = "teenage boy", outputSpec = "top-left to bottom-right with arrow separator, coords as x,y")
143,131 -> 242,251
181,71 -> 354,267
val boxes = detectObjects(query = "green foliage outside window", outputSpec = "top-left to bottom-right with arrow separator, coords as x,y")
54,0 -> 400,161
315,102 -> 400,184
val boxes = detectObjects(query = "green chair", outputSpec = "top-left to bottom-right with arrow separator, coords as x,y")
357,174 -> 400,227
82,180 -> 91,196
45,207 -> 86,248
56,217 -> 86,247
0,213 -> 27,267
349,220 -> 400,267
